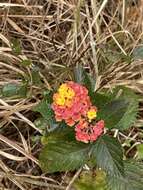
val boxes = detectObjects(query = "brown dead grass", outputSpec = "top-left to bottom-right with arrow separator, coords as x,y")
0,0 -> 143,189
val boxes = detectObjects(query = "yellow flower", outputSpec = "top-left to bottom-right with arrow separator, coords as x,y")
66,88 -> 75,99
58,84 -> 68,94
54,94 -> 66,106
59,84 -> 75,98
87,108 -> 97,121
53,84 -> 75,107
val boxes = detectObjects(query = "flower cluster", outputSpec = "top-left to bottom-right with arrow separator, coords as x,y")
52,81 -> 104,143
75,119 -> 104,143
52,82 -> 91,126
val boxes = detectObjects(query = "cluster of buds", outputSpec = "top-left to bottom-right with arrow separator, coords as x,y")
52,81 -> 104,143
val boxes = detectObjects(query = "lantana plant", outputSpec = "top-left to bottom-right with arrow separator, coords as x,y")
34,66 -> 141,189
52,81 -> 104,143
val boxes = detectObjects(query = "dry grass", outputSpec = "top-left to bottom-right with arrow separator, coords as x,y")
0,0 -> 143,189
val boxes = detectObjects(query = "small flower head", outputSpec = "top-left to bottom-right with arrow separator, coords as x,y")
76,131 -> 90,143
58,84 -> 75,100
53,93 -> 66,106
87,106 -> 97,121
52,81 -> 91,126
53,83 -> 75,107
75,119 -> 104,143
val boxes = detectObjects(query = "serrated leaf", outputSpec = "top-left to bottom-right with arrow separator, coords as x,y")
33,91 -> 56,133
114,88 -> 139,130
2,83 -> 27,97
91,135 -> 124,176
107,161 -> 143,190
33,100 -> 54,121
74,170 -> 107,190
95,88 -> 139,130
97,99 -> 129,129
91,93 -> 112,108
39,139 -> 90,173
43,122 -> 75,144
41,123 -> 75,145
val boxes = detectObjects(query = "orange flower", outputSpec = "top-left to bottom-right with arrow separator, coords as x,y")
52,81 -> 105,143
75,119 -> 104,143
52,81 -> 91,126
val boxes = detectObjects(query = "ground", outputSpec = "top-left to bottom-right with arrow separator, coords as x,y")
0,0 -> 143,189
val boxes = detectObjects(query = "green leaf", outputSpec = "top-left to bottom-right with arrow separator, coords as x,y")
74,170 -> 107,190
41,124 -> 75,143
11,38 -> 21,55
2,83 -> 27,97
33,104 -> 54,134
33,91 -> 56,133
83,72 -> 96,95
91,135 -> 124,176
114,88 -> 139,130
97,98 -> 129,129
95,88 -> 139,130
132,45 -> 143,60
34,117 -> 49,131
31,66 -> 42,85
21,59 -> 32,67
43,90 -> 53,104
107,161 -> 143,190
2,84 -> 18,97
39,139 -> 90,173
91,93 -> 111,108
73,65 -> 96,95
33,100 -> 54,121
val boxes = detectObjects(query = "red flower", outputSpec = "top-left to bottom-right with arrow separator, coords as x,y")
75,120 -> 104,143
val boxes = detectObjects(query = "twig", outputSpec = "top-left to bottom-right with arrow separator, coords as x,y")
0,3 -> 43,9
0,134 -> 39,165
0,99 -> 42,134
0,15 -> 52,20
66,167 -> 82,190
